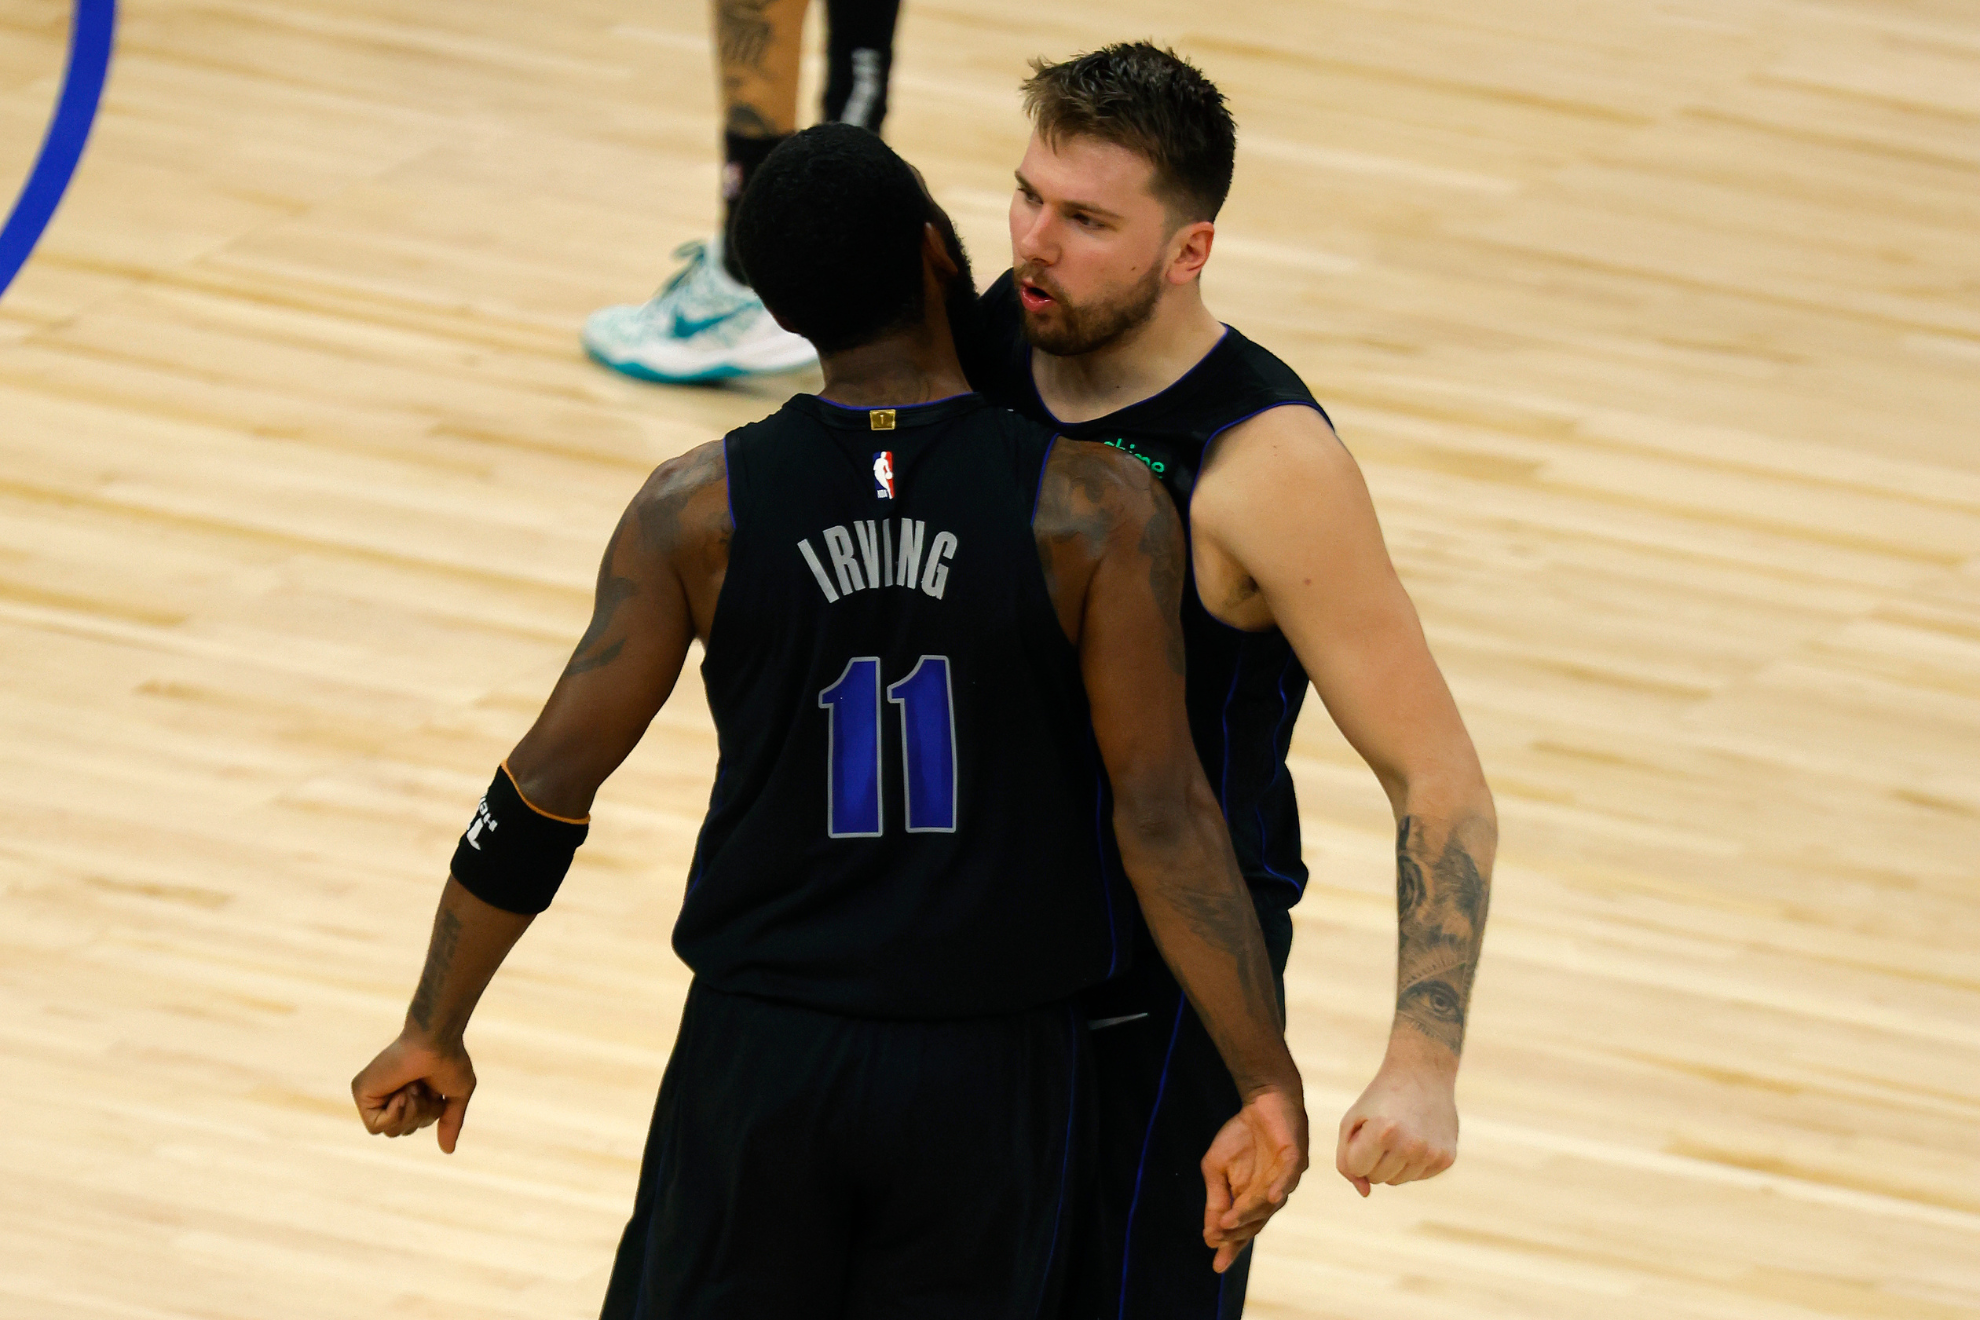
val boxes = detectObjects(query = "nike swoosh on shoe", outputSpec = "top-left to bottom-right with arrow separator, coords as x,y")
672,307 -> 748,339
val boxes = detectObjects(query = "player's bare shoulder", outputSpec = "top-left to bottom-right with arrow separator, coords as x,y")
1036,438 -> 1165,571
633,439 -> 732,570
1190,404 -> 1360,630
1035,438 -> 1185,657
1194,403 -> 1350,515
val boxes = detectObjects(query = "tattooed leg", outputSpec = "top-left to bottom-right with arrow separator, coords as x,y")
715,0 -> 809,138
1393,815 -> 1494,1057
711,0 -> 808,280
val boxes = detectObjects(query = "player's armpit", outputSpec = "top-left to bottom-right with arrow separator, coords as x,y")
506,441 -> 731,819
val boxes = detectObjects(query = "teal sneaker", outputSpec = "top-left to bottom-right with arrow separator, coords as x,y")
582,236 -> 818,383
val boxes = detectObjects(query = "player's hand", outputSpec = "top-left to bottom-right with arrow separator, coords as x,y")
352,1031 -> 477,1154
1335,1049 -> 1458,1196
1201,1084 -> 1308,1272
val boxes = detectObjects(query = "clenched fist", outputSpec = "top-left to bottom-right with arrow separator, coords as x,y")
1336,1051 -> 1458,1196
352,1032 -> 477,1154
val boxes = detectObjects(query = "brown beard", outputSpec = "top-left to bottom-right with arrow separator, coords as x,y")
1017,262 -> 1166,357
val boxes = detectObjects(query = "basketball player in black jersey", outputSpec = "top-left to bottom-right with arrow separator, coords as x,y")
962,45 -> 1501,1316
350,124 -> 1308,1317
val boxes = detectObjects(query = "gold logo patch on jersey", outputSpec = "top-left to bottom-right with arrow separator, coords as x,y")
869,409 -> 896,431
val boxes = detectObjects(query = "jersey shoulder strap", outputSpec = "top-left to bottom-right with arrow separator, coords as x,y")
1207,326 -> 1324,421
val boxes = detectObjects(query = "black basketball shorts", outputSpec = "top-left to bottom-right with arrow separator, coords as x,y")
601,981 -> 1092,1320
1062,899 -> 1296,1320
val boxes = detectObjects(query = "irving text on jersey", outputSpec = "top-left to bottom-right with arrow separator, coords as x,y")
797,519 -> 958,603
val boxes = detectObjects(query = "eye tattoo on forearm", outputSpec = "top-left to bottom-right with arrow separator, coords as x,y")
1393,815 -> 1491,1055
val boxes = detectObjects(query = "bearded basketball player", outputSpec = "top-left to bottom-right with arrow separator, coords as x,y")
964,45 -> 1499,1317
353,124 -> 1308,1316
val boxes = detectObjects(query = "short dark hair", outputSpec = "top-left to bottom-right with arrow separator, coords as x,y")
731,123 -> 930,353
1021,43 -> 1236,224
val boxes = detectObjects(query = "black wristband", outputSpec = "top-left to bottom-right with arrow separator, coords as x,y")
449,765 -> 588,915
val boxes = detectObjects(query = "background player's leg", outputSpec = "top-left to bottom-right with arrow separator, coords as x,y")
820,0 -> 902,133
714,0 -> 809,278
581,0 -> 818,383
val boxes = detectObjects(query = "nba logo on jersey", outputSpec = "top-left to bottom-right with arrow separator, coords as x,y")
872,451 -> 896,499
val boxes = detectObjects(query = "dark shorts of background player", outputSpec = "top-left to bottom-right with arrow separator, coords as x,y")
601,980 -> 1092,1320
1062,899 -> 1296,1320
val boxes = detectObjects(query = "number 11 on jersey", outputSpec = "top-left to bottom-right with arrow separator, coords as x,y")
818,655 -> 957,837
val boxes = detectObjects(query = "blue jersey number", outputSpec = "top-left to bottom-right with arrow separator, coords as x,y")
818,657 -> 884,837
888,657 -> 957,832
818,655 -> 956,837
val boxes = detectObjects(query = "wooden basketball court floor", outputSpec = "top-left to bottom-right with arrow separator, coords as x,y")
1,0 -> 1977,1315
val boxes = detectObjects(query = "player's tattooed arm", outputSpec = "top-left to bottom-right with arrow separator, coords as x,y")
1190,404 -> 1493,1192
1034,437 -> 1184,677
510,443 -> 729,821
561,441 -> 729,678
353,446 -> 730,1155
1056,440 -> 1294,1090
564,516 -> 637,677
1393,814 -> 1494,1056
407,905 -> 464,1033
351,877 -> 533,1152
1069,445 -> 1309,1256
1032,437 -> 1121,642
1135,473 -> 1188,677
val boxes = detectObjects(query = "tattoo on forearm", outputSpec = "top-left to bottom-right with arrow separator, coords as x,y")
409,907 -> 464,1033
1394,815 -> 1492,1055
1153,874 -> 1276,1024
1396,833 -> 1425,920
716,0 -> 776,70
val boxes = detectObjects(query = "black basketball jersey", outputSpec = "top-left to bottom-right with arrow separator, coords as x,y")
675,392 -> 1129,1019
970,271 -> 1329,910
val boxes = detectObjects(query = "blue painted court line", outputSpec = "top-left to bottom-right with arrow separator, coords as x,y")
0,0 -> 118,300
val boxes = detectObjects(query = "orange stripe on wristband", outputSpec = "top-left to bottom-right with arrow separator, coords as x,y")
499,760 -> 592,825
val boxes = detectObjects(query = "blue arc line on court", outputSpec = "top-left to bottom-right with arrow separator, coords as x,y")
0,0 -> 118,300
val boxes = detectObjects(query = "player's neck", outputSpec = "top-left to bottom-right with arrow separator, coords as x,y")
817,332 -> 972,408
1031,282 -> 1224,425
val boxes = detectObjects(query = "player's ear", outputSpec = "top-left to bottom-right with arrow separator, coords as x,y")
1167,219 -> 1215,284
923,222 -> 959,281
762,302 -> 801,335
